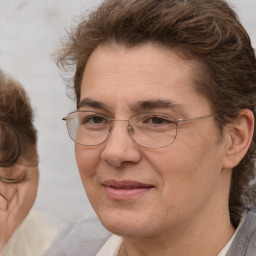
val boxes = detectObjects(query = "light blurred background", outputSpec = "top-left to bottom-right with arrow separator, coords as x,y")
0,0 -> 255,225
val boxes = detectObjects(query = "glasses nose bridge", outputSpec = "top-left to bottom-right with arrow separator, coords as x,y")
108,118 -> 134,135
109,118 -> 130,127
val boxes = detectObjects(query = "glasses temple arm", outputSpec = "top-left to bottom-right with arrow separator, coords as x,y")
176,113 -> 219,124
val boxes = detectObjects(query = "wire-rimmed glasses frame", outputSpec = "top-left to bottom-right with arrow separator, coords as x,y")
62,111 -> 219,149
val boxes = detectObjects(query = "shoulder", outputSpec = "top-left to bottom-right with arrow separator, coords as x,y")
227,211 -> 256,256
42,217 -> 111,256
1,210 -> 58,256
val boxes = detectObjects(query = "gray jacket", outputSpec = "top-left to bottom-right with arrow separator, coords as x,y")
226,211 -> 256,256
43,211 -> 256,256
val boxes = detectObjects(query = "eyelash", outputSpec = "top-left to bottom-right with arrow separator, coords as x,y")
0,173 -> 27,184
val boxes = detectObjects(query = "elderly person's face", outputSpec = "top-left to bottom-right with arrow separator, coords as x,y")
0,145 -> 38,248
75,43 -> 234,238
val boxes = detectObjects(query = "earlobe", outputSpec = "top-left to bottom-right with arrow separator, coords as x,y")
222,109 -> 254,169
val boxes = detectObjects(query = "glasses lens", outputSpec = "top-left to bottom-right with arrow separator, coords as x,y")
66,111 -> 110,146
129,113 -> 177,148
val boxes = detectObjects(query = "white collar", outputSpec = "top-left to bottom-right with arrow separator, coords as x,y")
217,212 -> 246,256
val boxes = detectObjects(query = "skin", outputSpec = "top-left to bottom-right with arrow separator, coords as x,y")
75,43 -> 252,256
0,145 -> 38,251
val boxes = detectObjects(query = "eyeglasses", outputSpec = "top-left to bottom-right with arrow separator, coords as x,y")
62,111 -> 218,149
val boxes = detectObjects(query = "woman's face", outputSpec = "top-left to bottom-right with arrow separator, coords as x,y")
0,145 -> 38,247
75,43 -> 231,239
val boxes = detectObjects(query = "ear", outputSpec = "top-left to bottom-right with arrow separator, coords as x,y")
222,109 -> 254,169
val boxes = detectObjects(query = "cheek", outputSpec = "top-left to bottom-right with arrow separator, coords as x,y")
23,170 -> 39,211
13,169 -> 39,229
75,145 -> 102,185
147,151 -> 195,208
146,140 -> 223,202
75,145 -> 105,212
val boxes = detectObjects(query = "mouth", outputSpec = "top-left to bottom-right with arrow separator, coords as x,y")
102,180 -> 155,200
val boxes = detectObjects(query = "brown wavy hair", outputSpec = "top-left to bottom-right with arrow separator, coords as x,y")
0,70 -> 37,167
56,0 -> 256,227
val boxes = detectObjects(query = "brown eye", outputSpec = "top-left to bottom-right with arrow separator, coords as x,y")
86,116 -> 106,124
149,117 -> 170,124
140,114 -> 173,126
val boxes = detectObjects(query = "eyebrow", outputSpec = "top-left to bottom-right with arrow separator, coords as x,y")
78,98 -> 180,113
78,98 -> 110,112
130,100 -> 179,112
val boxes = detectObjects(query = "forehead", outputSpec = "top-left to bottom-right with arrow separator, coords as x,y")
83,43 -> 195,80
80,43 -> 211,115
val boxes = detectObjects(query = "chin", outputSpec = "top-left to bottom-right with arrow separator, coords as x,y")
96,208 -> 156,237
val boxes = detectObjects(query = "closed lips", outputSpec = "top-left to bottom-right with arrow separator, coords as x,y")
103,180 -> 154,189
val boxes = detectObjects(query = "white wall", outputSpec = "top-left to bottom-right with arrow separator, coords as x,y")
0,0 -> 255,224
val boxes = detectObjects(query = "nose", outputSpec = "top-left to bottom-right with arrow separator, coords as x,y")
101,121 -> 142,167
